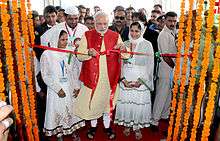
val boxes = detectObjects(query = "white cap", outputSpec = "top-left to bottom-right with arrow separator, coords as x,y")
65,6 -> 79,15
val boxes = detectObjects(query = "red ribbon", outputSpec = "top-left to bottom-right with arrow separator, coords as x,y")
32,44 -> 192,57
33,44 -> 86,55
32,44 -> 192,119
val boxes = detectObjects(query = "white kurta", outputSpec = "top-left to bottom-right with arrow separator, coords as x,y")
40,22 -> 88,48
114,40 -> 154,130
74,41 -> 112,120
152,25 -> 177,126
40,50 -> 85,137
74,34 -> 129,120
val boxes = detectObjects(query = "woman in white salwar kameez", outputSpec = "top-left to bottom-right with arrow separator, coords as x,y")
40,30 -> 85,141
114,22 -> 154,140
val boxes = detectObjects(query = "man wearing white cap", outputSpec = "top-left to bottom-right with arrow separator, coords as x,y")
41,6 -> 88,48
40,6 -> 88,141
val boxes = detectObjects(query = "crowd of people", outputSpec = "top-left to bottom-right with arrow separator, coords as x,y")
31,3 -> 220,141
32,4 -> 170,141
1,2 -> 220,141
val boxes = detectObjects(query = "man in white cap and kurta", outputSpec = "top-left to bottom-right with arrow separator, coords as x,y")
41,6 -> 88,48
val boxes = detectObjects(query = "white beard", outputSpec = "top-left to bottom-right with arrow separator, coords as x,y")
95,27 -> 108,36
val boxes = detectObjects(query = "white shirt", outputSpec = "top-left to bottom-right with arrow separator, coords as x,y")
41,22 -> 88,48
157,25 -> 177,79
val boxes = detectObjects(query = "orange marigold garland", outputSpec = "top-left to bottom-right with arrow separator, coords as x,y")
11,1 -> 39,140
1,0 -> 21,123
166,0 -> 185,140
26,0 -> 40,140
20,0 -> 35,140
173,0 -> 194,140
27,0 -> 35,44
190,0 -> 216,140
0,29 -> 6,101
0,59 -> 6,101
200,16 -> 220,141
180,0 -> 204,140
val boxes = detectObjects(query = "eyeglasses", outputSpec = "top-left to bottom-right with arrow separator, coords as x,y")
115,16 -> 125,20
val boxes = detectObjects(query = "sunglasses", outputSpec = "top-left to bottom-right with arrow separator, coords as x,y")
115,16 -> 125,20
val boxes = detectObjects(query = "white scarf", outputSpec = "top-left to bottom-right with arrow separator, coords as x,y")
128,21 -> 145,47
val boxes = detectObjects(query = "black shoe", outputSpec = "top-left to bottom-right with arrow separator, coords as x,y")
150,124 -> 159,132
104,128 -> 116,140
87,127 -> 97,140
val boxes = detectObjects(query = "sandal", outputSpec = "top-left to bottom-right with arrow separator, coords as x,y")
104,128 -> 116,140
123,127 -> 131,136
72,132 -> 81,141
135,129 -> 142,140
87,127 -> 97,140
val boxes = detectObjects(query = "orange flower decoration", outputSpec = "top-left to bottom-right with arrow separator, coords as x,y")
190,0 -> 216,140
166,0 -> 185,140
180,0 -> 204,140
173,0 -> 194,140
1,0 -> 21,124
26,0 -> 40,140
0,60 -> 6,101
201,15 -> 220,141
19,0 -> 37,140
11,0 -> 39,140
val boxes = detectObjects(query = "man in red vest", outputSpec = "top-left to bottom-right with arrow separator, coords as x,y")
74,11 -> 130,140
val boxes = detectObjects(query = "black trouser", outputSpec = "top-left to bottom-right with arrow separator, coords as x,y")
36,93 -> 47,141
36,71 -> 47,140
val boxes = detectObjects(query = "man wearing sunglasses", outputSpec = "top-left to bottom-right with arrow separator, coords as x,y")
109,6 -> 129,41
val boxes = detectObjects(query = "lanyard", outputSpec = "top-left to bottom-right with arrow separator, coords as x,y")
60,60 -> 65,77
65,23 -> 77,38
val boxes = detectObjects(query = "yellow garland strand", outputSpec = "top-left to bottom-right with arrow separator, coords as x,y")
180,0 -> 204,140
181,0 -> 203,141
167,0 -> 185,140
27,0 -> 35,45
26,0 -> 40,140
20,0 -> 35,140
0,58 -> 6,101
11,1 -> 38,141
190,0 -> 216,140
173,0 -> 194,140
0,13 -> 6,101
201,16 -> 220,141
1,0 -> 21,124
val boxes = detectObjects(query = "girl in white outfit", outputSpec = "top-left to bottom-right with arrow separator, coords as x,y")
114,22 -> 154,140
40,30 -> 85,141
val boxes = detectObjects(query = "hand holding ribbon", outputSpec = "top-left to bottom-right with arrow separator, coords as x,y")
88,48 -> 100,57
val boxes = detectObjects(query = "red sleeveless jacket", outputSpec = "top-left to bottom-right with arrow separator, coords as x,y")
79,29 -> 121,91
